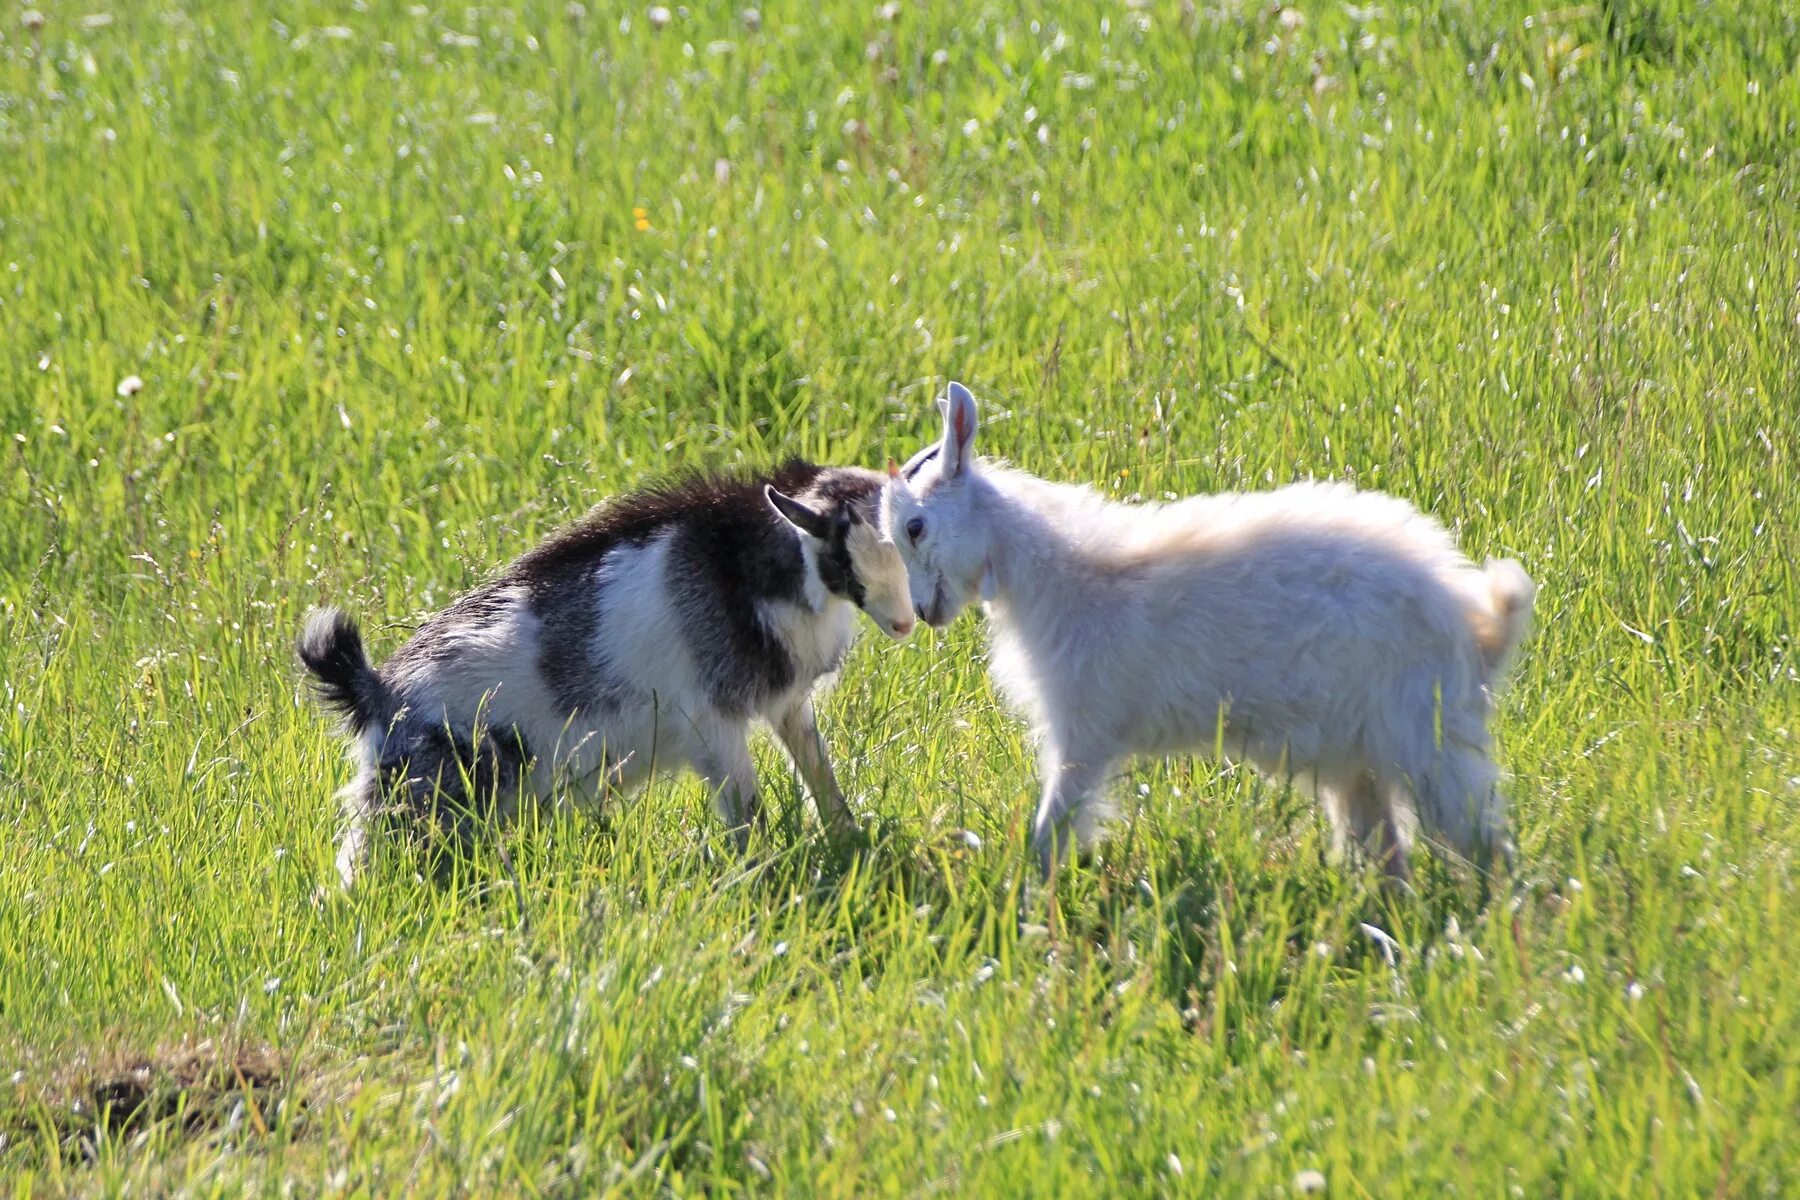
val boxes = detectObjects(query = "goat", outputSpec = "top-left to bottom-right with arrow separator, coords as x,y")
300,461 -> 914,888
882,383 -> 1534,883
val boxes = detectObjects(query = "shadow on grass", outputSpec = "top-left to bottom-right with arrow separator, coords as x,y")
348,775 -> 1515,1051
1039,789 -> 1517,1058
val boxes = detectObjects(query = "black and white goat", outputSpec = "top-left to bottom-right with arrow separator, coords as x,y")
883,383 -> 1534,882
300,461 -> 914,887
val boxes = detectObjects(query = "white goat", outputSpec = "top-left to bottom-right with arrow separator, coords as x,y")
882,383 -> 1534,881
301,461 -> 915,887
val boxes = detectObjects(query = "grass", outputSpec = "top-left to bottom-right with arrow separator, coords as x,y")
2,0 -> 1796,1193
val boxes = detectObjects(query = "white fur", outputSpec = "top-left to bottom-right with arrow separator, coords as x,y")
884,383 -> 1534,880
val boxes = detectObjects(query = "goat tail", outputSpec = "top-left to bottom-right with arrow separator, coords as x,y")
1473,558 -> 1535,682
298,607 -> 392,731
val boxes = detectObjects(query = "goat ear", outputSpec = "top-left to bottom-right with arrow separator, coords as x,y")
939,380 -> 979,478
765,486 -> 830,539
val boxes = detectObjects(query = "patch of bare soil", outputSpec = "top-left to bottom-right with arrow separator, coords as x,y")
4,1037 -> 295,1161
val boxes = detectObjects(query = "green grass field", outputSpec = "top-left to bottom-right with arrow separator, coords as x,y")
3,0 -> 1797,1193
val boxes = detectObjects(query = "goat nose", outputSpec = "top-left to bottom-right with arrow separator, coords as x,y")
892,618 -> 915,637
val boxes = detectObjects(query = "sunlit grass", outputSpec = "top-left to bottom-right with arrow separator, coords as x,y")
2,0 -> 1796,1193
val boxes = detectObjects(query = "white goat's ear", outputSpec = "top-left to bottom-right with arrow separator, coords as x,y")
766,486 -> 830,539
939,380 -> 979,478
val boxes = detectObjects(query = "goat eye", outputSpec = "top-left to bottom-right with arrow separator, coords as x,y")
905,516 -> 925,543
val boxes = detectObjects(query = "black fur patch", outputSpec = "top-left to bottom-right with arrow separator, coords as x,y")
530,565 -> 608,716
377,722 -> 533,854
812,508 -> 867,609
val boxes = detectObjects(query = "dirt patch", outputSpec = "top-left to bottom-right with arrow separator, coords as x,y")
5,1037 -> 294,1160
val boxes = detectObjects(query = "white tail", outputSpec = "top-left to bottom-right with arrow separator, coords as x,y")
1476,558 -> 1536,680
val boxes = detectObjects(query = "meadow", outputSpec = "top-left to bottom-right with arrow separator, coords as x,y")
2,0 -> 1797,1193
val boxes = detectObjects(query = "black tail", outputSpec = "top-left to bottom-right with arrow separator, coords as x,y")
297,607 -> 391,731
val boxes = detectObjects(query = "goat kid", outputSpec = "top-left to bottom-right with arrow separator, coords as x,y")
301,461 -> 914,888
883,383 -> 1534,882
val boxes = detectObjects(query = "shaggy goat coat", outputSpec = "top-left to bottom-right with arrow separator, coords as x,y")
300,461 -> 913,887
883,384 -> 1534,879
